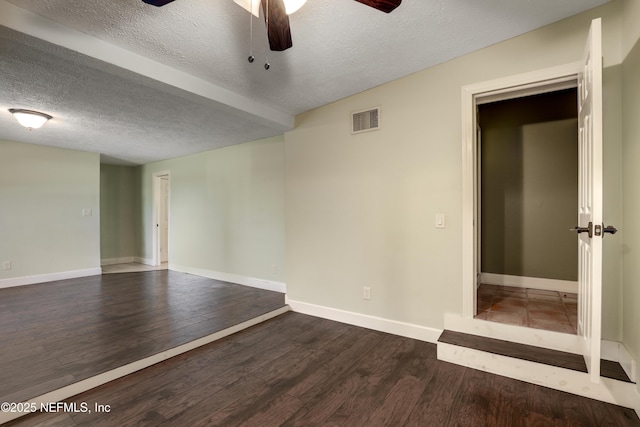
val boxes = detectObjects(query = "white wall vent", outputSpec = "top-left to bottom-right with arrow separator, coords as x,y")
352,107 -> 380,134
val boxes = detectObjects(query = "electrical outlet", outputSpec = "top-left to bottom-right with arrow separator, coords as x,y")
82,208 -> 92,216
271,264 -> 278,275
2,260 -> 11,270
363,287 -> 371,300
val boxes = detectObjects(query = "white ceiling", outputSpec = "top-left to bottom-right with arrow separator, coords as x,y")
0,0 -> 610,165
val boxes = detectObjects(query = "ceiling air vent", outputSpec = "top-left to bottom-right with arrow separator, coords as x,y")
352,107 -> 380,134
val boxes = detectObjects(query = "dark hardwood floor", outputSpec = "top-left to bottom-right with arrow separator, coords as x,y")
0,271 -> 285,405
7,312 -> 639,426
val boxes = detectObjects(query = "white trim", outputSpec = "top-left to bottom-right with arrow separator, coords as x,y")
461,81 -> 477,317
476,78 -> 578,105
151,171 -> 171,267
286,297 -> 442,343
170,264 -> 286,294
480,273 -> 578,293
464,62 -> 581,101
445,313 -> 638,383
619,343 -> 637,384
437,342 -> 640,414
444,313 -> 582,354
601,340 -> 637,383
0,306 -> 290,425
0,268 -> 102,289
601,340 -> 620,362
462,62 -> 582,318
100,257 -> 136,266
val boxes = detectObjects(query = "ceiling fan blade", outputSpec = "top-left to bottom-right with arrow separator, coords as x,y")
261,0 -> 293,51
142,0 -> 176,6
354,0 -> 402,13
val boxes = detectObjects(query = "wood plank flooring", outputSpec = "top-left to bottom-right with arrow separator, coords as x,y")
6,313 -> 640,426
0,271 -> 285,405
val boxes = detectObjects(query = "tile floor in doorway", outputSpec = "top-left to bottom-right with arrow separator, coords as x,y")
102,262 -> 168,274
475,284 -> 578,334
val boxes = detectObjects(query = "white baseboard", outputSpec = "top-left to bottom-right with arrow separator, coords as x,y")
620,344 -> 637,384
0,268 -> 102,289
480,273 -> 578,293
0,306 -> 290,425
286,297 -> 442,344
605,341 -> 637,383
170,264 -> 286,293
101,257 -> 136,266
601,340 -> 619,361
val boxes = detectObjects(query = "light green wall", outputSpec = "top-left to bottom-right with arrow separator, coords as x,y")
138,136 -> 285,282
100,164 -> 137,261
0,140 -> 100,279
0,1 -> 632,358
481,119 -> 578,281
622,0 -> 640,58
602,62 -> 624,342
622,0 -> 640,393
285,2 -> 624,336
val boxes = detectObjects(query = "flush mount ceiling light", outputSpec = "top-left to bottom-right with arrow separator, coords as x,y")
9,109 -> 52,130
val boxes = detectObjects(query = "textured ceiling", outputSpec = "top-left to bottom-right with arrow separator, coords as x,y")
0,26 -> 285,165
0,0 -> 610,165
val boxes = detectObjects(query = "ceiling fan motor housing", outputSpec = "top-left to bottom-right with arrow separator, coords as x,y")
141,0 -> 401,51
142,0 -> 176,7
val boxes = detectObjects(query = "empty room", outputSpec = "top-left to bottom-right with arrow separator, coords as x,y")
1,0 -> 640,425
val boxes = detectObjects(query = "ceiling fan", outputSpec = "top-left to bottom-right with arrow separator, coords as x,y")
141,0 -> 402,52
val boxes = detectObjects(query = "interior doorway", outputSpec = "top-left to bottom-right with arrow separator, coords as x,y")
474,88 -> 579,334
461,18 -> 604,381
152,171 -> 170,267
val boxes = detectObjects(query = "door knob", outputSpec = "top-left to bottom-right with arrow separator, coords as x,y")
603,225 -> 618,236
570,222 -> 592,238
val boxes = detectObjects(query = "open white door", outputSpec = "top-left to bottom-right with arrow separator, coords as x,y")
461,23 -> 606,371
152,171 -> 170,267
576,18 -> 603,383
160,176 -> 169,263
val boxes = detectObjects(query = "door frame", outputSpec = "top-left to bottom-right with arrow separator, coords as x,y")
461,62 -> 581,317
152,170 -> 171,267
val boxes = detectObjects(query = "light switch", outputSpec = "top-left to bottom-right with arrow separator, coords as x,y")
435,214 -> 445,229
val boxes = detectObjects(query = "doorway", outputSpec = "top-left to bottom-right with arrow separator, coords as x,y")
474,88 -> 579,334
461,18 -> 604,382
152,171 -> 170,267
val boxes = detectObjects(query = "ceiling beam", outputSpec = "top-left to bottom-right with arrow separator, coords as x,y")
0,1 -> 294,131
